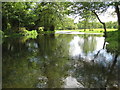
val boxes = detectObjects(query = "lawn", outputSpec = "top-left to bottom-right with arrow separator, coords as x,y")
55,29 -> 117,33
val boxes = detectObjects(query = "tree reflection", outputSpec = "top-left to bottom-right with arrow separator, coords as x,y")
3,33 -> 120,88
71,55 -> 119,88
35,34 -> 72,88
70,35 -> 120,88
2,34 -> 71,88
83,34 -> 97,55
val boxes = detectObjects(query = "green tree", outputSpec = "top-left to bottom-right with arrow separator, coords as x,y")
2,2 -> 35,33
62,17 -> 77,30
2,2 -> 70,32
106,21 -> 117,29
71,2 -> 109,36
34,2 -> 68,31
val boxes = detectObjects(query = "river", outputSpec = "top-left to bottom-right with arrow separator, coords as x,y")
2,31 -> 120,88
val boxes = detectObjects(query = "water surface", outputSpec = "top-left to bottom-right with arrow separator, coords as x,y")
2,33 -> 120,88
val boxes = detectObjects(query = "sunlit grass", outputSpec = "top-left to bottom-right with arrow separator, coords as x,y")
3,29 -> 118,37
56,29 -> 117,33
20,30 -> 38,36
4,30 -> 38,38
37,29 -> 117,34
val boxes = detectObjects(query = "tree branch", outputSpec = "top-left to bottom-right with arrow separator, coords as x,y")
92,10 -> 107,37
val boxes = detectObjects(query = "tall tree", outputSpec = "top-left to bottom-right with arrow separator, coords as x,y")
34,2 -> 68,31
71,2 -> 109,36
2,2 -> 34,32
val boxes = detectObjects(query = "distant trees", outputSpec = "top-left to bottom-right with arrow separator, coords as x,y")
77,21 -> 117,29
106,21 -> 117,29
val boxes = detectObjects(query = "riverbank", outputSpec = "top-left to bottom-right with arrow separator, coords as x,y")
3,29 -> 119,88
1,30 -> 38,38
1,29 -> 119,53
1,28 -> 117,37
37,29 -> 117,34
106,30 -> 120,54
56,29 -> 117,33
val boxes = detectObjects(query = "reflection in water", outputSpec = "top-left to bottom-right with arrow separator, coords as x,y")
2,34 -> 120,88
69,35 -> 105,60
69,36 -> 84,58
69,35 -> 119,88
64,76 -> 83,88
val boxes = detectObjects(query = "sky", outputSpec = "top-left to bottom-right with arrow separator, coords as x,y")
69,6 -> 117,23
99,7 -> 117,22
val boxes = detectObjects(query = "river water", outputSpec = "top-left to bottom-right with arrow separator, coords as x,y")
2,31 -> 120,88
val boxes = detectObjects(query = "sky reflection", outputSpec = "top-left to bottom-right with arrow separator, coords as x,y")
69,35 -> 114,64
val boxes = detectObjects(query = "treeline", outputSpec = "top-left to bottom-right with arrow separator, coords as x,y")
57,20 -> 118,30
2,2 -> 70,33
77,21 -> 117,30
2,2 -> 120,34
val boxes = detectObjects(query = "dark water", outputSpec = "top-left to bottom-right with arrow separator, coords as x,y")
2,33 -> 120,88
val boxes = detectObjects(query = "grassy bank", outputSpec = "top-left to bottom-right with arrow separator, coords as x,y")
2,29 -> 117,37
37,28 -> 117,34
106,30 -> 120,54
3,30 -> 38,38
56,29 -> 117,33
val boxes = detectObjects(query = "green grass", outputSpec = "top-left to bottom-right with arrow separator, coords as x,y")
20,30 -> 38,36
3,28 -> 117,38
55,29 -> 117,33
106,30 -> 120,54
38,29 -> 117,34
4,30 -> 38,38
23,28 -> 117,35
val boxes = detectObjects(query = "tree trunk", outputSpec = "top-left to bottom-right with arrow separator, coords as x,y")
44,27 -> 48,31
115,5 -> 120,30
2,17 -> 7,31
50,25 -> 55,31
92,11 -> 107,37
